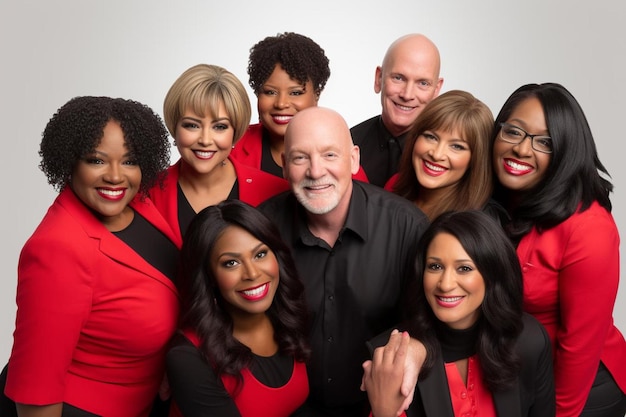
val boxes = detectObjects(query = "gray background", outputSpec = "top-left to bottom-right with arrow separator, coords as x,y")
0,0 -> 624,363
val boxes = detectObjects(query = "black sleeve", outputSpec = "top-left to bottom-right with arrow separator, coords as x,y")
166,339 -> 241,417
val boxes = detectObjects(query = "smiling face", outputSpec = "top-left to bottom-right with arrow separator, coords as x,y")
71,120 -> 141,231
256,64 -> 319,141
423,232 -> 485,330
412,128 -> 471,194
210,225 -> 280,318
493,97 -> 552,192
376,35 -> 443,137
283,107 -> 359,216
174,101 -> 235,175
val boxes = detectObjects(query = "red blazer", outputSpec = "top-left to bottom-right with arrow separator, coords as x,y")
231,123 -> 370,182
5,188 -> 181,417
149,157 -> 290,242
518,202 -> 626,416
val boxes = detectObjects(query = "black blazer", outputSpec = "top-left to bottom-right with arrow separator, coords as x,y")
407,314 -> 555,417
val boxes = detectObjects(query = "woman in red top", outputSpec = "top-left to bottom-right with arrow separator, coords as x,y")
491,83 -> 626,416
230,32 -> 368,182
166,200 -> 310,417
150,64 -> 289,243
1,96 -> 180,417
363,210 -> 555,416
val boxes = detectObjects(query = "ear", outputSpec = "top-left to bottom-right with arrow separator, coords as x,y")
374,66 -> 383,94
281,153 -> 287,180
351,145 -> 361,175
433,77 -> 444,97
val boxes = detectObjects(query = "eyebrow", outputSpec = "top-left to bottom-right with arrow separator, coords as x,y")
218,242 -> 266,258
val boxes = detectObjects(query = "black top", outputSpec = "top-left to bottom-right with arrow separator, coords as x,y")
166,334 -> 299,417
176,180 -> 239,238
350,115 -> 408,188
260,128 -> 284,178
113,211 -> 179,281
259,182 -> 429,417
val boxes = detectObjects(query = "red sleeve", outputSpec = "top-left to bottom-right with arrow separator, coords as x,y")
554,208 -> 620,417
6,229 -> 93,405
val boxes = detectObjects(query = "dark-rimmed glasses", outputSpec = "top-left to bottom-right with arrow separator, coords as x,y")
498,123 -> 553,154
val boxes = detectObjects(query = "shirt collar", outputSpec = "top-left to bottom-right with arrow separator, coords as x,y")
293,182 -> 369,247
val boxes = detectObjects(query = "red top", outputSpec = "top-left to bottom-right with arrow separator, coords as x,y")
149,157 -> 289,242
444,356 -> 497,417
518,202 -> 626,416
5,188 -> 180,417
231,123 -> 370,182
170,330 -> 308,417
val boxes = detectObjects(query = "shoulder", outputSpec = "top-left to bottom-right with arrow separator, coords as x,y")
356,181 -> 427,220
350,115 -> 381,142
516,313 -> 551,357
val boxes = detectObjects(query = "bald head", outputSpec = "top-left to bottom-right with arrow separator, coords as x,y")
375,33 -> 444,137
382,34 -> 441,75
285,107 -> 353,151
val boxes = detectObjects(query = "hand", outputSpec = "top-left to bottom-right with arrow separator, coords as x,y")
361,329 -> 410,417
397,337 -> 426,413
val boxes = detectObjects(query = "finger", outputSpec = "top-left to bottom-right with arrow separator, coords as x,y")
393,331 -> 410,365
360,360 -> 372,391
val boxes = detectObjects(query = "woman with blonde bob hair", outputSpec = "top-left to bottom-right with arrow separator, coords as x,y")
386,90 -> 496,220
150,64 -> 289,242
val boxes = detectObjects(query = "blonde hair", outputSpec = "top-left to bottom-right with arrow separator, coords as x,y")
393,90 -> 494,220
163,64 -> 251,143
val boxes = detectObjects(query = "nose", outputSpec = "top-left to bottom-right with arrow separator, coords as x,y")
197,127 -> 212,146
512,135 -> 533,157
242,260 -> 261,281
103,163 -> 123,184
274,92 -> 290,109
428,142 -> 445,161
437,270 -> 456,293
399,81 -> 414,100
306,155 -> 325,179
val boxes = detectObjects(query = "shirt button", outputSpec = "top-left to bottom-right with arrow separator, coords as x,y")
469,383 -> 475,390
245,178 -> 252,183
327,377 -> 333,383
328,295 -> 334,301
460,391 -> 467,399
327,336 -> 333,342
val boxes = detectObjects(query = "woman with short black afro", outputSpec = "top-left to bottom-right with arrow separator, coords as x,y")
39,95 -> 170,197
1,96 -> 182,417
231,32 -> 368,181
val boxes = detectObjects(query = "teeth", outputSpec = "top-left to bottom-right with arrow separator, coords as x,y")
397,104 -> 414,111
99,189 -> 123,196
424,161 -> 444,172
242,283 -> 267,297
195,151 -> 214,158
506,160 -> 530,171
439,296 -> 462,302
274,115 -> 292,122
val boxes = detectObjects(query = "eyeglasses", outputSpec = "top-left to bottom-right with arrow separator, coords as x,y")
498,123 -> 553,154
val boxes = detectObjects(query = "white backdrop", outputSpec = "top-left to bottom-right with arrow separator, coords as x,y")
0,0 -> 624,363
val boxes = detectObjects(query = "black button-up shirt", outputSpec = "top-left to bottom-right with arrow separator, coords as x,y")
259,182 -> 429,416
350,115 -> 408,188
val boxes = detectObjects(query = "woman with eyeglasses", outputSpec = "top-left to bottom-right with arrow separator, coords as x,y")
491,82 -> 626,417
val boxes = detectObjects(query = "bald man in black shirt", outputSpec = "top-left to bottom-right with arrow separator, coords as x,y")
259,106 -> 429,417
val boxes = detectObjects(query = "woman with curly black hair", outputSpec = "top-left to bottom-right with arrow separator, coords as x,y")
230,32 -> 367,181
166,200 -> 310,417
1,96 -> 181,417
363,210 -> 555,416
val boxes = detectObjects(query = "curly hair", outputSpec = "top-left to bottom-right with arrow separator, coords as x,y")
402,210 -> 523,392
247,32 -> 330,96
178,199 -> 310,383
491,83 -> 613,241
393,90 -> 494,220
163,64 -> 252,145
39,96 -> 170,197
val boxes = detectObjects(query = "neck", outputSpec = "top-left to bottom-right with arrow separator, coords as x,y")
435,319 -> 480,362
178,157 -> 234,191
